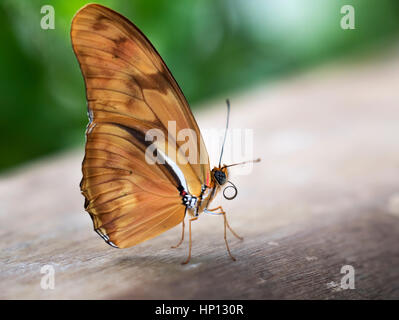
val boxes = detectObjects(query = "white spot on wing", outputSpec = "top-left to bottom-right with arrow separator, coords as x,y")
157,149 -> 189,193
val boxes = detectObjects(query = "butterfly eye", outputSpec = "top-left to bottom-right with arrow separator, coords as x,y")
223,181 -> 238,200
214,170 -> 226,185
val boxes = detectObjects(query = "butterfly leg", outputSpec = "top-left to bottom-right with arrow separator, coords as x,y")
221,210 -> 236,261
206,206 -> 243,261
206,206 -> 243,240
171,219 -> 185,249
181,217 -> 198,265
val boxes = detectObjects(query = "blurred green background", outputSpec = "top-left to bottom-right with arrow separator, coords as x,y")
1,0 -> 399,173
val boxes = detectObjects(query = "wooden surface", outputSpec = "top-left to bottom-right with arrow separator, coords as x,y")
1,50 -> 399,299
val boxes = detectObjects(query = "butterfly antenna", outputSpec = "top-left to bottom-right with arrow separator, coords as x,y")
218,99 -> 230,168
223,158 -> 261,169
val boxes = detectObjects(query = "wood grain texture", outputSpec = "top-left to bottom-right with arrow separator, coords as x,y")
1,49 -> 399,299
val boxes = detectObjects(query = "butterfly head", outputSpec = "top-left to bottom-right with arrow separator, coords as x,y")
211,166 -> 238,200
212,158 -> 261,200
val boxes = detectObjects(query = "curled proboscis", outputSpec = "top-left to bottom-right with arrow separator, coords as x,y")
223,181 -> 238,200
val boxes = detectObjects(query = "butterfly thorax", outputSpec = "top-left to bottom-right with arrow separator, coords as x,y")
181,191 -> 197,209
180,184 -> 211,217
182,167 -> 229,217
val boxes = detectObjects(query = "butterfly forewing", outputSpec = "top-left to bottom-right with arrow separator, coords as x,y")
72,4 -> 210,248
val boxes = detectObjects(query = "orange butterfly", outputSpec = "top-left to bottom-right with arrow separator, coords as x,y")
71,4 -> 260,264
